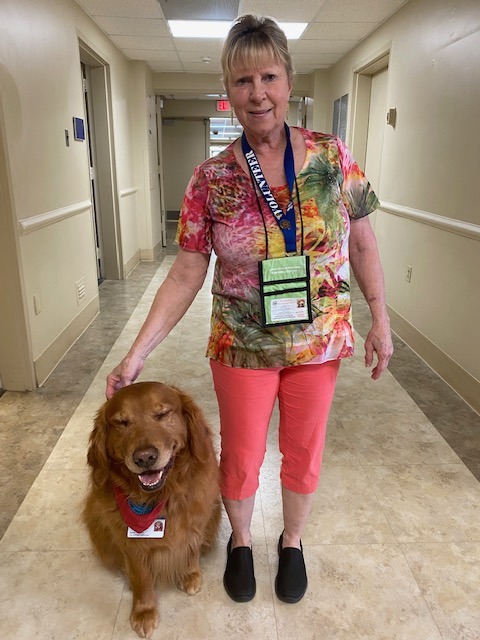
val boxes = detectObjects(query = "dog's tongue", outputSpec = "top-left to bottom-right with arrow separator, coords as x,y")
138,470 -> 163,487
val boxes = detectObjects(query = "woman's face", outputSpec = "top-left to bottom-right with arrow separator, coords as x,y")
227,58 -> 292,142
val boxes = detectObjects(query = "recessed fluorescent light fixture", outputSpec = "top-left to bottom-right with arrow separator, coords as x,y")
168,20 -> 307,40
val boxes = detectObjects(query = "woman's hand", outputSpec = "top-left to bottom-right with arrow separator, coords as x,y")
364,318 -> 394,380
106,353 -> 145,399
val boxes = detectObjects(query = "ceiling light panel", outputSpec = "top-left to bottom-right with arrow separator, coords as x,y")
168,20 -> 232,38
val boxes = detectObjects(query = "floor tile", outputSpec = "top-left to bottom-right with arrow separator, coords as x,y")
402,542 -> 480,640
270,543 -> 442,640
0,468 -> 90,553
0,550 -> 125,640
365,464 -> 480,543
340,411 -> 460,466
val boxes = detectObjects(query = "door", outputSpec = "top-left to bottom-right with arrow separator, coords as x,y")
162,118 -> 208,217
364,67 -> 389,232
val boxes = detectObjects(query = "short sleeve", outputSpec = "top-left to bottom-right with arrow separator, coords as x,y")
175,165 -> 213,254
337,138 -> 380,220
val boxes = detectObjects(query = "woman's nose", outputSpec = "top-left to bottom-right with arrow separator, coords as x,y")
250,80 -> 265,102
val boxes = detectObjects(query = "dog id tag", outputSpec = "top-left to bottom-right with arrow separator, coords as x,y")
127,517 -> 166,539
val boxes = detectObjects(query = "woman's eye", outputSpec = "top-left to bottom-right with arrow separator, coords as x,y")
264,74 -> 276,82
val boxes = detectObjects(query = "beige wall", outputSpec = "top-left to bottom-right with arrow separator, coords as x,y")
322,0 -> 480,409
0,0 -> 159,387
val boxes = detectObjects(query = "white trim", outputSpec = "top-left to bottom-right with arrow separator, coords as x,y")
18,200 -> 92,235
119,187 -> 137,198
380,201 -> 480,241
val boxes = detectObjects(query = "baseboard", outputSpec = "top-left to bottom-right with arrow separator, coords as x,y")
140,239 -> 164,262
388,306 -> 480,414
124,250 -> 140,278
34,295 -> 99,386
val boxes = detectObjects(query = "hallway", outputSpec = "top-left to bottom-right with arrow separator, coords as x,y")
1,225 -> 480,639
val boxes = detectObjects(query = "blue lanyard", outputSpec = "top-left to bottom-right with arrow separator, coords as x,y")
242,123 -> 297,254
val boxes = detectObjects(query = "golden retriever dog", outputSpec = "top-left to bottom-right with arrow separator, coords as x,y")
83,381 -> 221,638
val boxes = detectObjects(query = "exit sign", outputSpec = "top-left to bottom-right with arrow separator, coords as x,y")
216,100 -> 231,112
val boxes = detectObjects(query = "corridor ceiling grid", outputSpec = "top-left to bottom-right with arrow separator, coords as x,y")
74,0 -> 408,75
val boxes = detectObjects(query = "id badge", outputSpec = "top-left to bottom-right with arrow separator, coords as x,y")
258,255 -> 313,327
127,518 -> 166,538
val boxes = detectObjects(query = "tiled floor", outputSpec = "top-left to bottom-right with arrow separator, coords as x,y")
1,224 -> 480,639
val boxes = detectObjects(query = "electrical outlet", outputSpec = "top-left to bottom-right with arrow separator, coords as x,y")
405,265 -> 413,283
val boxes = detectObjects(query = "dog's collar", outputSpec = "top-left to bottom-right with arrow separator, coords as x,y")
113,486 -> 166,534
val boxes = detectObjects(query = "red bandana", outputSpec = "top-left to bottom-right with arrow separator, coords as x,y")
113,486 -> 166,533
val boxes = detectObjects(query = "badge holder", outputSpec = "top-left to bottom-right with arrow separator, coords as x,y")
259,255 -> 312,327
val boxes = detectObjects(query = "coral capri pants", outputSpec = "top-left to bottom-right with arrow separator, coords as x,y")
210,358 -> 340,500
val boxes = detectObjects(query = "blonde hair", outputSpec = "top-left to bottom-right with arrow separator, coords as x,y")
221,15 -> 295,89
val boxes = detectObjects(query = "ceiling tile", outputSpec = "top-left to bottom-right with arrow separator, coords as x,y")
314,0 -> 408,23
291,39 -> 358,54
302,21 -> 379,40
123,49 -> 180,61
182,62 -> 223,74
75,0 -> 163,19
158,0 -> 239,20
109,35 -> 174,50
238,0 -> 327,23
293,52 -> 343,66
93,17 -> 171,37
173,38 -> 224,54
147,61 -> 186,73
178,51 -> 222,63
73,0 -> 411,87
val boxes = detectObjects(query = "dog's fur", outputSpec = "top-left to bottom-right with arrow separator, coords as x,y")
83,381 -> 221,638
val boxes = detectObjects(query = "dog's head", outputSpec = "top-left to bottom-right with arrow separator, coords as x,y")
87,381 -> 213,497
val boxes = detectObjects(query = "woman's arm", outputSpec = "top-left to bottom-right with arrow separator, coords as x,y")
349,216 -> 393,380
106,248 -> 211,398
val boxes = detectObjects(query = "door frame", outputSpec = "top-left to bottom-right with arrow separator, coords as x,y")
78,40 -> 123,279
350,49 -> 390,171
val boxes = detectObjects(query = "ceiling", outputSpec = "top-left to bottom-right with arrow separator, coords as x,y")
74,0 -> 409,76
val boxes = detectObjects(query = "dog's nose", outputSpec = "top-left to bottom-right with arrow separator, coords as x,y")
133,446 -> 158,469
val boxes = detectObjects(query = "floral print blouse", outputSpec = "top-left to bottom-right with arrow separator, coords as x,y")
176,127 -> 379,369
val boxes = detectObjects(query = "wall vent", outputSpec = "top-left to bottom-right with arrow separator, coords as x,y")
75,278 -> 86,305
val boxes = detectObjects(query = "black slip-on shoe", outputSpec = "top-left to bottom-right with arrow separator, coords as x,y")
223,534 -> 256,602
275,532 -> 308,603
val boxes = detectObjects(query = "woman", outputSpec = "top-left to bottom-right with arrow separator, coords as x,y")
106,15 -> 393,605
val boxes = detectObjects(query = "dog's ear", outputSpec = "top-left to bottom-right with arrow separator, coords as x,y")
176,388 -> 214,464
87,404 -> 110,488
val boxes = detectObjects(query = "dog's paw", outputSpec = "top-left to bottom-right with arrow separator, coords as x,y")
130,606 -> 159,638
179,570 -> 202,595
